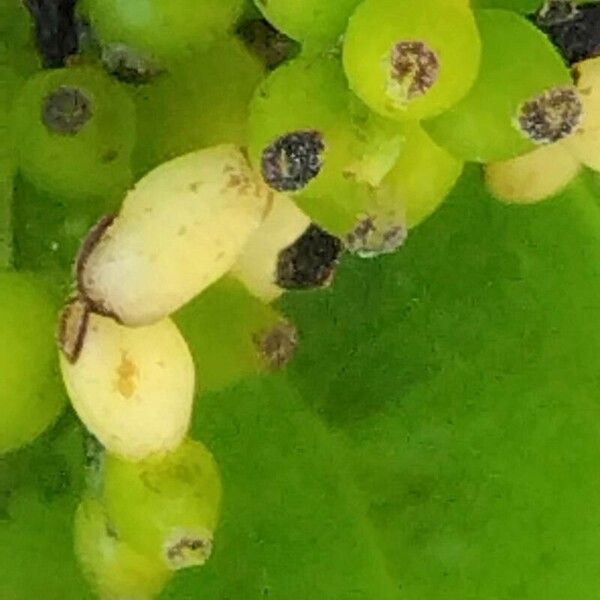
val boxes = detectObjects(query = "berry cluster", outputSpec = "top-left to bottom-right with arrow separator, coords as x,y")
2,0 -> 600,597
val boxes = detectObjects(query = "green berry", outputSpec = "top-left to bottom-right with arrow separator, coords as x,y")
74,496 -> 171,600
0,270 -> 66,454
247,54 -> 404,236
342,0 -> 481,121
347,123 -> 463,256
83,0 -> 245,63
132,38 -> 265,176
253,0 -> 362,51
425,9 -> 580,162
11,65 -> 135,203
103,439 -> 223,571
176,276 -> 299,391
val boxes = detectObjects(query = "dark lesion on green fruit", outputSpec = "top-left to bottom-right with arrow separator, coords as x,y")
42,85 -> 93,135
389,40 -> 440,103
101,43 -> 164,85
276,224 -> 343,290
346,215 -> 407,258
518,85 -> 583,144
261,130 -> 325,192
256,320 -> 299,370
237,18 -> 300,70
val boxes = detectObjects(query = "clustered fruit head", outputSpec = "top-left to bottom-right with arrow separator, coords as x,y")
10,1 -> 600,597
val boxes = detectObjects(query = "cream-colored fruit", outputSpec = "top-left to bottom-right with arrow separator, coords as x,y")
564,57 -> 600,171
485,143 -> 580,204
78,145 -> 274,326
59,309 -> 195,460
231,194 -> 311,303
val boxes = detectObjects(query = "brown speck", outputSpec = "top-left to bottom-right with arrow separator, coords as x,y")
346,214 -> 407,257
166,535 -> 213,569
115,351 -> 138,399
178,226 -> 187,236
518,85 -> 583,143
57,296 -> 90,364
102,149 -> 118,163
42,86 -> 93,135
389,40 -> 440,104
189,181 -> 202,193
256,321 -> 299,370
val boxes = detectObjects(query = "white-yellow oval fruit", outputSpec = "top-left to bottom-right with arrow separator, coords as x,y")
564,57 -> 600,171
78,145 -> 274,326
485,143 -> 580,204
231,194 -> 311,303
59,305 -> 195,460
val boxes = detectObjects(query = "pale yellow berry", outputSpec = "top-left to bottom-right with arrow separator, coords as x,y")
485,143 -> 580,204
59,301 -> 195,461
78,145 -> 274,326
563,57 -> 600,171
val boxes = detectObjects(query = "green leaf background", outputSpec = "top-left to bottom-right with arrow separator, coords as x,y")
3,165 -> 600,598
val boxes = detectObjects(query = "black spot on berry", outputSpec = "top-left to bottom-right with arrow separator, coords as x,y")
24,0 -> 79,68
518,85 -> 583,143
237,18 -> 299,70
261,130 -> 325,192
276,224 -> 343,290
536,1 -> 600,64
42,86 -> 93,135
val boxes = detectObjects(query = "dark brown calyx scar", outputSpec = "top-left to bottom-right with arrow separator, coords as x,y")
518,85 -> 583,144
57,296 -> 90,364
75,213 -> 122,321
261,130 -> 325,192
43,86 -> 93,135
276,224 -> 343,290
389,40 -> 440,103
237,18 -> 300,70
346,215 -> 407,258
256,321 -> 299,370
101,43 -> 163,84
25,0 -> 79,68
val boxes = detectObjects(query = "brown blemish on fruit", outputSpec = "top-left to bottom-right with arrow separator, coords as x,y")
42,86 -> 93,135
166,534 -> 213,569
76,214 -> 123,322
256,320 -> 299,370
346,215 -> 407,257
389,40 -> 440,104
101,43 -> 163,84
115,351 -> 138,399
57,296 -> 90,364
517,85 -> 583,143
